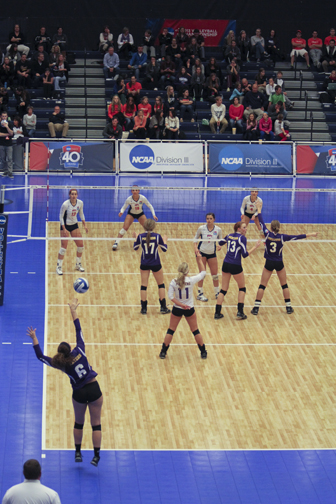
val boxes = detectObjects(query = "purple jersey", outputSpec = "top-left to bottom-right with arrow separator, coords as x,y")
33,318 -> 97,391
220,232 -> 249,265
133,232 -> 167,266
258,213 -> 306,261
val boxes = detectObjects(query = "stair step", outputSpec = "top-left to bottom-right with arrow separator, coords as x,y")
66,88 -> 86,96
65,107 -> 86,116
67,118 -> 87,127
285,90 -> 319,99
85,88 -> 106,96
87,98 -> 106,106
289,121 -> 329,131
67,129 -> 87,138
278,71 -> 315,80
291,132 -> 331,141
87,130 -> 104,138
286,111 -> 325,120
64,97 -> 86,105
290,101 -> 322,110
87,109 -> 106,117
285,81 -> 316,89
87,118 -> 105,127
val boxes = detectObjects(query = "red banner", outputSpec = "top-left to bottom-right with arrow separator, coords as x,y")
158,19 -> 232,47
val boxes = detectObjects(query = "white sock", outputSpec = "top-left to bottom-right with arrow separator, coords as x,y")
115,238 -> 121,244
198,288 -> 203,294
214,286 -> 219,296
57,259 -> 63,267
76,257 -> 81,265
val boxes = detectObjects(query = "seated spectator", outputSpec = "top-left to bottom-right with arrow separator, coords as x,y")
126,75 -> 142,105
276,70 -> 294,109
243,83 -> 266,121
187,37 -> 201,65
0,57 -> 15,88
255,67 -> 267,93
250,29 -> 268,62
32,44 -> 49,63
53,54 -> 70,92
16,54 -> 31,88
138,96 -> 152,124
52,27 -> 68,53
322,39 -> 336,73
243,112 -> 259,140
274,114 -> 291,142
160,56 -> 176,88
190,67 -> 205,100
290,30 -> 309,67
164,109 -> 179,139
117,27 -> 135,60
192,58 -> 204,76
205,57 -> 222,80
324,28 -> 336,47
175,66 -> 191,91
164,85 -> 177,114
48,105 -> 69,137
259,112 -> 274,141
178,88 -> 195,122
142,30 -> 155,58
114,77 -> 127,104
166,38 -> 181,66
42,68 -> 54,98
23,106 -> 36,137
176,27 -> 189,50
12,115 -> 27,142
210,95 -> 228,133
7,24 -> 30,56
149,110 -> 165,139
152,96 -> 164,115
108,95 -> 125,125
229,96 -> 244,132
143,57 -> 160,90
123,96 -> 137,130
224,30 -> 235,49
193,29 -> 205,60
35,27 -> 52,53
133,109 -> 147,138
204,73 -> 221,102
103,46 -> 120,81
6,44 -> 21,68
241,77 -> 252,97
268,101 -> 285,124
128,46 -> 147,80
49,45 -> 60,70
15,86 -> 30,117
269,85 -> 287,118
103,117 -> 122,139
325,69 -> 336,103
99,26 -> 113,54
266,30 -> 281,63
31,53 -> 48,88
229,82 -> 244,103
226,58 -> 240,90
158,28 -> 172,59
0,87 -> 9,112
308,31 -> 323,68
184,58 -> 193,76
224,40 -> 241,64
265,77 -> 276,97
237,30 -> 250,62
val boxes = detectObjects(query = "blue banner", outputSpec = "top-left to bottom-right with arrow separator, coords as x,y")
209,143 -> 292,174
0,214 -> 8,306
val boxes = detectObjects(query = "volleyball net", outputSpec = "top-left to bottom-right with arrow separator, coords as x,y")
6,185 -> 336,243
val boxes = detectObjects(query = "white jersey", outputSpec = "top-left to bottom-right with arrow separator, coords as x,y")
240,196 -> 263,217
59,199 -> 85,226
168,271 -> 206,308
194,225 -> 223,255
120,194 -> 156,217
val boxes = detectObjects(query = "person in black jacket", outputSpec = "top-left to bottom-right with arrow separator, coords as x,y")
34,27 -> 52,52
103,117 -> 122,139
16,54 -> 31,88
243,83 -> 267,121
0,57 -> 15,88
31,53 -> 49,88
158,28 -> 172,59
237,30 -> 250,62
7,24 -> 30,56
15,86 -> 30,117
48,105 -> 69,137
266,30 -> 281,63
322,39 -> 336,73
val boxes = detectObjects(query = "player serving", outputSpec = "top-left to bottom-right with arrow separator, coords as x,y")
240,189 -> 263,234
56,188 -> 88,275
113,185 -> 158,250
251,201 -> 318,315
133,218 -> 170,315
193,212 -> 223,301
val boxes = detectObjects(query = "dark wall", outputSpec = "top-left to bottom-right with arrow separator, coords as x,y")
0,0 -> 335,52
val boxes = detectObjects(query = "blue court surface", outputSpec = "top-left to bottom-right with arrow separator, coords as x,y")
1,173 -> 336,504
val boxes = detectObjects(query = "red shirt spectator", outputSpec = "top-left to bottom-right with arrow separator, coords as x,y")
259,114 -> 272,133
325,29 -> 336,46
137,97 -> 152,119
291,33 -> 306,50
308,35 -> 322,49
108,100 -> 123,119
126,76 -> 142,101
229,102 -> 244,121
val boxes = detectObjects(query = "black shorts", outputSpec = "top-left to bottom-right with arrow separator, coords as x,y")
222,261 -> 243,275
72,380 -> 102,404
128,207 -> 145,219
60,223 -> 79,233
140,264 -> 162,272
172,306 -> 195,318
199,251 -> 217,259
265,260 -> 284,272
244,211 -> 255,219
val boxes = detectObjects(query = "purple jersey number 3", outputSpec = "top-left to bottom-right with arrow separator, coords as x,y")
178,287 -> 189,299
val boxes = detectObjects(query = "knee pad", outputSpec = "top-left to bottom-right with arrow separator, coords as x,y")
92,424 -> 101,432
59,247 -> 66,256
74,422 -> 84,430
259,284 -> 266,290
167,328 -> 175,336
77,246 -> 84,254
119,228 -> 126,236
158,283 -> 165,289
212,274 -> 219,281
192,329 -> 200,337
239,287 -> 246,293
282,283 -> 288,290
141,286 -> 147,291
220,289 -> 227,296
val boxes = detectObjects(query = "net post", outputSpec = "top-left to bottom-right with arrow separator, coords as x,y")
115,139 -> 119,174
292,142 -> 296,176
204,140 -> 208,174
27,186 -> 34,238
0,185 -> 5,214
24,141 -> 29,174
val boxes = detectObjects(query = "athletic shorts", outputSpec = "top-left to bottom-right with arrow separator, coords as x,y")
172,306 -> 195,318
244,211 -> 256,219
72,380 -> 102,404
128,207 -> 145,219
199,251 -> 216,259
60,223 -> 79,232
265,259 -> 284,272
140,264 -> 162,272
222,261 -> 243,275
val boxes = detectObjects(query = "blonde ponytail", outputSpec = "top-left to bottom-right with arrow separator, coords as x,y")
176,262 -> 189,288
143,218 -> 156,247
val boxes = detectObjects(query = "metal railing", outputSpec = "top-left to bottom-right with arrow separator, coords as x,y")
305,90 -> 308,121
310,111 -> 314,142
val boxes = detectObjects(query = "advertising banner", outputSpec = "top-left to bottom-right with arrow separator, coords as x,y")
0,214 -> 8,306
297,145 -> 336,175
209,143 -> 292,174
119,143 -> 204,173
30,141 -> 114,172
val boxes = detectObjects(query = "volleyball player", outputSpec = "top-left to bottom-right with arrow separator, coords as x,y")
240,189 -> 263,234
56,188 -> 88,275
193,212 -> 223,301
27,299 -> 103,466
113,185 -> 158,250
133,218 -> 170,315
214,222 -> 261,320
251,201 -> 318,315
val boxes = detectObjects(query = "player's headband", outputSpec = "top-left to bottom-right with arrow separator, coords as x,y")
58,342 -> 71,355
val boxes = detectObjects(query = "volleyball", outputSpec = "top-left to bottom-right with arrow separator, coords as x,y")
73,277 -> 89,294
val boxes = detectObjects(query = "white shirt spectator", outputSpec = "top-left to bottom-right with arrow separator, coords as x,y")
211,102 -> 226,122
2,479 -> 61,504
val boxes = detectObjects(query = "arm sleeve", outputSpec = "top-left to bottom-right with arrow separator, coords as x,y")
282,233 -> 307,242
240,196 -> 247,215
257,213 -> 269,236
189,271 -> 207,286
254,197 -> 262,216
74,318 -> 85,351
218,235 -> 227,247
133,234 -> 141,250
78,201 -> 85,221
158,234 -> 167,252
142,196 -> 156,217
193,226 -> 202,242
120,196 -> 131,214
33,344 -> 53,366
59,201 -> 67,226
239,235 -> 249,258
168,280 -> 176,301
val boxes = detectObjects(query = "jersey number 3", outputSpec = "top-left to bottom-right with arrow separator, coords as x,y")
269,242 -> 277,253
74,364 -> 87,379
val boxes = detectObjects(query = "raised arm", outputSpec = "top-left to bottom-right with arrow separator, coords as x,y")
27,327 -> 53,366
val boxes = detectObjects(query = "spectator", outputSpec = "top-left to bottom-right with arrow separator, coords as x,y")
42,68 -> 54,98
224,40 -> 241,64
324,28 -> 336,47
143,29 -> 156,58
128,45 -> 147,80
133,109 -> 147,138
243,112 -> 259,140
192,58 -> 204,76
241,77 -> 252,97
210,95 -> 228,133
16,54 -> 31,88
149,110 -> 165,139
49,45 -> 60,70
237,30 -> 250,62
178,88 -> 195,122
187,36 -> 201,65
6,44 -> 21,68
15,86 -> 30,117
138,96 -> 152,124
52,27 -> 68,53
0,57 -> 14,88
33,44 -> 49,63
204,73 -> 221,102
114,77 -> 127,104
164,85 -> 177,114
166,38 -> 181,66
229,96 -> 244,132
265,77 -> 276,97
165,109 -> 179,139
160,56 -> 176,88
0,111 -> 14,179
250,28 -> 268,62
99,26 -> 113,54
117,27 -> 135,60
259,112 -> 274,141
152,96 -> 164,115
108,95 -> 124,121
126,75 -> 142,105
266,30 -> 281,63
53,54 -> 70,93
23,106 -> 36,137
158,28 -> 172,59
12,115 -> 27,141
276,70 -> 294,109
193,29 -> 205,60
243,83 -> 266,121
322,39 -> 336,73
274,113 -> 291,142
324,69 -> 336,102
48,105 -> 69,137
229,82 -> 244,103
224,30 -> 235,49
7,24 -> 30,56
290,30 -> 310,68
123,96 -> 137,130
103,46 -> 120,81
1,459 -> 61,504
35,27 -> 52,53
31,53 -> 49,88
175,66 -> 191,91
103,117 -> 122,139
143,57 -> 160,90
268,101 -> 285,124
269,85 -> 286,116
0,87 -> 9,112
308,31 -> 323,68
255,67 -> 267,93
226,58 -> 240,90
205,57 -> 222,80
176,27 -> 189,50
190,66 -> 205,101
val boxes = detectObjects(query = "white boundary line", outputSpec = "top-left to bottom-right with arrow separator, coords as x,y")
45,342 -> 336,347
41,447 -> 336,452
48,304 -> 336,308
42,221 -> 48,451
47,272 -> 336,276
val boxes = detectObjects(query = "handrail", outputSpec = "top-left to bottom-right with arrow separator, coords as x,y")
305,90 -> 308,121
299,70 -> 303,100
310,111 -> 314,142
294,53 -> 297,80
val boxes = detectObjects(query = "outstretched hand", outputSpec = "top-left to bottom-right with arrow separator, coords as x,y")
68,299 -> 79,311
256,201 -> 262,212
154,216 -> 158,221
132,231 -> 138,239
26,326 -> 36,340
